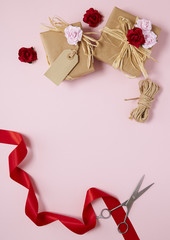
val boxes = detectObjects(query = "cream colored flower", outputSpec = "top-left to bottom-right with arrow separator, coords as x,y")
142,31 -> 157,49
135,19 -> 152,32
64,25 -> 83,45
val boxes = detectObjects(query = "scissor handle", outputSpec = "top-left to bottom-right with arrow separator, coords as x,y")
99,208 -> 111,219
117,222 -> 129,234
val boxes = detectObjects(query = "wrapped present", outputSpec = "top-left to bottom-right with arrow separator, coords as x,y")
94,7 -> 161,78
40,18 -> 97,85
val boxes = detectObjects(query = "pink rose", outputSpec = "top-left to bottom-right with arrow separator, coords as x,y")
64,25 -> 83,45
142,31 -> 157,49
135,19 -> 152,32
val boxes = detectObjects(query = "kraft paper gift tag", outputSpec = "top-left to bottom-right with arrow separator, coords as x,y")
94,7 -> 161,78
44,49 -> 79,85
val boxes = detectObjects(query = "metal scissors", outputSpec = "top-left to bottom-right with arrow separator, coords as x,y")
96,175 -> 154,234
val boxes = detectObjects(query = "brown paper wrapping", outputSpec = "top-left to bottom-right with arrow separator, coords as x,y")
94,7 -> 161,77
40,22 -> 94,80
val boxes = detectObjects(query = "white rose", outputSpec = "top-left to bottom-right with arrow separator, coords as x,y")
64,25 -> 83,45
142,31 -> 157,49
135,19 -> 152,32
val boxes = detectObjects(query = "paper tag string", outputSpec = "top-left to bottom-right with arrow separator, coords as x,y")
0,129 -> 139,239
101,16 -> 156,78
125,79 -> 160,123
44,16 -> 98,69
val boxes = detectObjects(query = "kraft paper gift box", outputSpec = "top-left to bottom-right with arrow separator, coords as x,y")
94,7 -> 161,78
40,21 -> 95,84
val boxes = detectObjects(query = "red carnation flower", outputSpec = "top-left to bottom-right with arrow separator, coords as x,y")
127,27 -> 145,48
83,8 -> 103,27
18,47 -> 37,63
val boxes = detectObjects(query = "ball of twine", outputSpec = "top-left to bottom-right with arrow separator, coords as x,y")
125,79 -> 160,123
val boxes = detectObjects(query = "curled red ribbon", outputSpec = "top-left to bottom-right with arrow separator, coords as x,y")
0,129 -> 139,239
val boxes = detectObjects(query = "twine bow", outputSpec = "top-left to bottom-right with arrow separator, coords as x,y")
125,79 -> 160,123
102,17 -> 156,78
44,16 -> 98,69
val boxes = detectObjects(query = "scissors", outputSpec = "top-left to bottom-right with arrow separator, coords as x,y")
96,175 -> 154,234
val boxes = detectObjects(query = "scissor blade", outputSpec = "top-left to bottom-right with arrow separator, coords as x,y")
125,175 -> 145,209
135,183 -> 154,201
131,175 -> 145,199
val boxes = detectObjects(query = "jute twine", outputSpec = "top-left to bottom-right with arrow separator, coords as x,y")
125,79 -> 160,123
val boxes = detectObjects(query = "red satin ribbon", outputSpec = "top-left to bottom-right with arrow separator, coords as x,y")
0,129 -> 139,239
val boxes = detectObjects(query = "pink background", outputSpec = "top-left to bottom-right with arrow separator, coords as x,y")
0,0 -> 170,239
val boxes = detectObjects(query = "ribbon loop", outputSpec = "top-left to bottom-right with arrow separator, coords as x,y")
118,16 -> 132,34
0,129 -> 140,239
